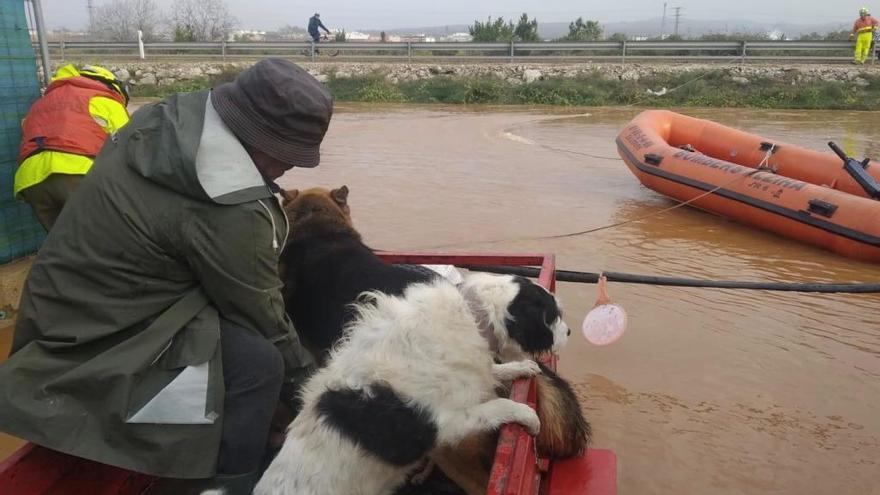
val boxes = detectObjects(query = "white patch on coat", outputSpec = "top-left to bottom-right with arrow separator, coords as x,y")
127,362 -> 215,424
194,96 -> 265,200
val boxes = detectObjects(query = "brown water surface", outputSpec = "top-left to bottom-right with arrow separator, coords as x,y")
283,104 -> 880,495
2,104 -> 879,493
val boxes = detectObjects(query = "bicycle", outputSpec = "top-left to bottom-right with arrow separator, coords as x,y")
302,34 -> 339,58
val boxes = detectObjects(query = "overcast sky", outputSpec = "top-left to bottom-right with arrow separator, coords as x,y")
39,0 -> 867,31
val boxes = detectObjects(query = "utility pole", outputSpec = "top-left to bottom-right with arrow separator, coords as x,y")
30,0 -> 51,87
87,0 -> 95,34
660,2 -> 667,39
673,6 -> 683,37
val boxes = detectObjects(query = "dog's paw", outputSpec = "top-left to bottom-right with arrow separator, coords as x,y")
493,360 -> 542,381
510,402 -> 541,436
515,359 -> 542,377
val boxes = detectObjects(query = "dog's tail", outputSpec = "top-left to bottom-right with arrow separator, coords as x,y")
535,363 -> 592,459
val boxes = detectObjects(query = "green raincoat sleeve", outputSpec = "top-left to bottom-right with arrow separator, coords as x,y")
180,200 -> 315,381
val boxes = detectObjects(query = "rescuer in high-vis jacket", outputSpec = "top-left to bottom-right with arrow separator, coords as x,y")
14,64 -> 130,231
852,7 -> 879,64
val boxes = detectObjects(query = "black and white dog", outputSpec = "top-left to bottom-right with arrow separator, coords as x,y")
278,186 -> 570,363
253,272 -> 569,495
198,186 -> 585,495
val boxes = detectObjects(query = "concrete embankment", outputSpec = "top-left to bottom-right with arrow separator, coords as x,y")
61,61 -> 878,89
46,60 -> 880,109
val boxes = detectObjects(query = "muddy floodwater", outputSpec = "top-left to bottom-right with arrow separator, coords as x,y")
287,104 -> 880,494
4,103 -> 880,493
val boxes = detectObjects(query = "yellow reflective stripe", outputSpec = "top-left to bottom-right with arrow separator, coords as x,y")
88,96 -> 130,134
50,64 -> 81,82
14,151 -> 93,197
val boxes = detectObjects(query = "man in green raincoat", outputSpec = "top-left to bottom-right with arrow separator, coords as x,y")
0,59 -> 332,493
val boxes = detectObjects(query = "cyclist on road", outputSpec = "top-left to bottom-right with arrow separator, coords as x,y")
308,13 -> 330,43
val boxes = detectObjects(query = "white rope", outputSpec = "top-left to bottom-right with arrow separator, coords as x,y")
755,143 -> 777,172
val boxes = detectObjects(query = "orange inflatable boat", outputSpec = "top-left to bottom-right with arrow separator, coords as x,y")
616,110 -> 880,263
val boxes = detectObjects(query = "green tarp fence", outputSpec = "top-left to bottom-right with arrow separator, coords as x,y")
0,0 -> 43,263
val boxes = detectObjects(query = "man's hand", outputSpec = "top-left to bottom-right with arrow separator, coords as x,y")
278,364 -> 316,414
269,401 -> 295,449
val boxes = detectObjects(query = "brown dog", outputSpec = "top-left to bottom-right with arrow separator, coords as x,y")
278,185 -> 436,362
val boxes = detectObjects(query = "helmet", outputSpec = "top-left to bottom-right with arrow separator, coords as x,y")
79,65 -> 130,105
54,64 -> 130,106
860,7 -> 870,15
314,12 -> 320,17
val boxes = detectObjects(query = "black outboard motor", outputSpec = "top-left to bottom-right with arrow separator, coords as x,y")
828,141 -> 880,199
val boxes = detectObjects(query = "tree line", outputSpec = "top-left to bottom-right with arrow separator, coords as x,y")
91,0 -> 237,42
468,14 -> 856,42
469,15 -> 606,42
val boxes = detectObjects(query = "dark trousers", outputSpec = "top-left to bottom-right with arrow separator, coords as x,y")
19,173 -> 84,231
218,319 -> 285,475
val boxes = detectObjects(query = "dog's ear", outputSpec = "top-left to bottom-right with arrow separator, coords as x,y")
281,189 -> 300,208
331,185 -> 349,206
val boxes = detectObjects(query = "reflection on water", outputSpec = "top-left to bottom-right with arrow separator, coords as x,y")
3,103 -> 879,492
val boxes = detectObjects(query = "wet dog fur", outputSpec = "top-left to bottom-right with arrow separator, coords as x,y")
278,186 -> 435,360
254,275 -> 547,494
270,186 -> 590,494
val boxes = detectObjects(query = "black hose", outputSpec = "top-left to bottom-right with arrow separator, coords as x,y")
460,264 -> 880,294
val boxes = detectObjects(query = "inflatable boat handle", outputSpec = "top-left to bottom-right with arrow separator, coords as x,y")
828,141 -> 880,199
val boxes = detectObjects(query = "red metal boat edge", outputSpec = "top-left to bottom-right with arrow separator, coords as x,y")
0,252 -> 617,495
0,443 -> 154,495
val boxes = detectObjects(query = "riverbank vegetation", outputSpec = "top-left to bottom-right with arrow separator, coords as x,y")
132,68 -> 880,111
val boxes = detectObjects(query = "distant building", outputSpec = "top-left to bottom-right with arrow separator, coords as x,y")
395,33 -> 435,43
230,30 -> 267,41
38,29 -> 91,42
441,32 -> 473,42
271,30 -> 309,41
345,31 -> 371,41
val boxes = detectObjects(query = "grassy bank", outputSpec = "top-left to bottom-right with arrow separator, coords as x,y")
132,68 -> 880,110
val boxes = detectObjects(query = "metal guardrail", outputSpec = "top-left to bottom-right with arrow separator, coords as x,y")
36,40 -> 867,63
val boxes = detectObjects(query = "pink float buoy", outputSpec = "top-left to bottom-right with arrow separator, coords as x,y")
582,275 -> 627,346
